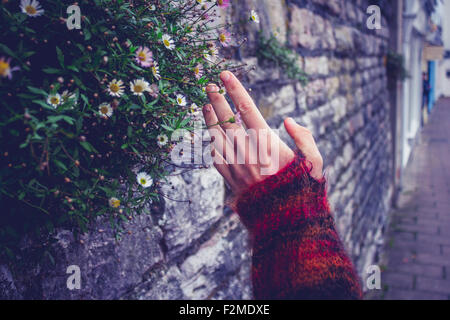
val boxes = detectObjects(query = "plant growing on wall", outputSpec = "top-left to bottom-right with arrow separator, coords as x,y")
256,33 -> 308,85
0,0 -> 242,260
385,50 -> 409,81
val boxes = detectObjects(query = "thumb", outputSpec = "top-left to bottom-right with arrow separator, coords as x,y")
284,117 -> 312,150
284,117 -> 324,180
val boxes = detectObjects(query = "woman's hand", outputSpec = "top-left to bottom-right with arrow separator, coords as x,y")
203,71 -> 323,193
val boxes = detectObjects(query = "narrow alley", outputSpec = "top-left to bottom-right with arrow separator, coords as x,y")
381,98 -> 450,299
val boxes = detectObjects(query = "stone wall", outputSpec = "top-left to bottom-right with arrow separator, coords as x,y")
233,0 -> 394,276
1,0 -> 394,299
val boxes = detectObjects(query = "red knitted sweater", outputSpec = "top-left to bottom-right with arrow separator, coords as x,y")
234,154 -> 363,300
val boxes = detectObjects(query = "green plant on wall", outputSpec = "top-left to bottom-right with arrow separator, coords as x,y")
386,50 -> 409,81
0,0 -> 237,260
256,33 -> 308,85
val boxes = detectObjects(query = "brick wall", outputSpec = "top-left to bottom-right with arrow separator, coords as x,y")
0,0 -> 394,299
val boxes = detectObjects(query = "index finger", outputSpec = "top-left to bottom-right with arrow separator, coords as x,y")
220,71 -> 269,131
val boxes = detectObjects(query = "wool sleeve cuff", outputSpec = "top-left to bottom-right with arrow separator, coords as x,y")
233,153 -> 329,238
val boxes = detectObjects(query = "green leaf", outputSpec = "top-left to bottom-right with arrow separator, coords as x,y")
84,28 -> 92,41
56,46 -> 64,68
80,141 -> 98,153
47,115 -> 75,125
67,65 -> 79,72
53,159 -> 68,172
32,100 -> 55,111
161,124 -> 174,132
43,68 -> 61,74
80,94 -> 89,107
28,86 -> 48,96
0,43 -> 18,59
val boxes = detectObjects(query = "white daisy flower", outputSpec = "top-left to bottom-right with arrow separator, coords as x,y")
135,46 -> 153,67
152,62 -> 161,80
218,29 -> 232,47
149,4 -> 156,11
204,44 -> 219,61
98,102 -> 113,118
109,197 -> 121,208
218,87 -> 227,95
148,83 -> 159,98
107,79 -> 125,97
0,57 -> 20,80
162,34 -> 175,50
47,93 -> 61,108
156,134 -> 168,147
250,10 -> 260,24
61,90 -> 77,103
20,0 -> 44,17
137,172 -> 153,188
193,64 -> 204,80
176,94 -> 187,106
189,103 -> 199,114
189,103 -> 201,120
130,78 -> 150,96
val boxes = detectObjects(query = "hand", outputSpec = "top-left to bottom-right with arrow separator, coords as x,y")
202,71 -> 323,193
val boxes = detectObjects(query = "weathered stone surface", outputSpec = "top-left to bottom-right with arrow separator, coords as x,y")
257,84 -> 297,119
335,26 -> 355,52
2,213 -> 164,299
160,168 -> 225,259
289,7 -> 334,51
1,0 -> 394,299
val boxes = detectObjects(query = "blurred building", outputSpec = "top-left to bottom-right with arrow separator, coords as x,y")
389,0 -> 443,199
435,0 -> 450,98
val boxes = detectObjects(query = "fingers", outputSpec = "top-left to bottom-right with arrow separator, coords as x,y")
210,147 -> 235,189
206,84 -> 241,131
220,71 -> 269,131
284,117 -> 323,180
284,117 -> 314,150
202,104 -> 230,161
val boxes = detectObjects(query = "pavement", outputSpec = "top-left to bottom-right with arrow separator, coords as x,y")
378,98 -> 450,300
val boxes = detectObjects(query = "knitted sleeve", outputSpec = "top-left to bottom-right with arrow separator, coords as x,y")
234,154 -> 363,300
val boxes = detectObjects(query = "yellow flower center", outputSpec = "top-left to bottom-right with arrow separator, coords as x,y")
0,60 -> 10,77
140,178 -> 147,185
109,83 -> 120,93
177,98 -> 182,104
100,106 -> 109,114
194,67 -> 199,75
25,5 -> 37,15
134,84 -> 143,93
111,199 -> 120,208
219,33 -> 226,43
50,97 -> 60,105
217,0 -> 223,5
163,39 -> 171,47
138,52 -> 146,61
152,67 -> 158,75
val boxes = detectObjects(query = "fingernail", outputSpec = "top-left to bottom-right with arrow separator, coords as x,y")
206,84 -> 217,93
220,71 -> 231,82
203,104 -> 212,112
286,117 -> 295,125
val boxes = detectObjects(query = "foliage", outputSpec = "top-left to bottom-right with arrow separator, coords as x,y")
0,0 -> 232,260
256,33 -> 308,85
386,51 -> 409,81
